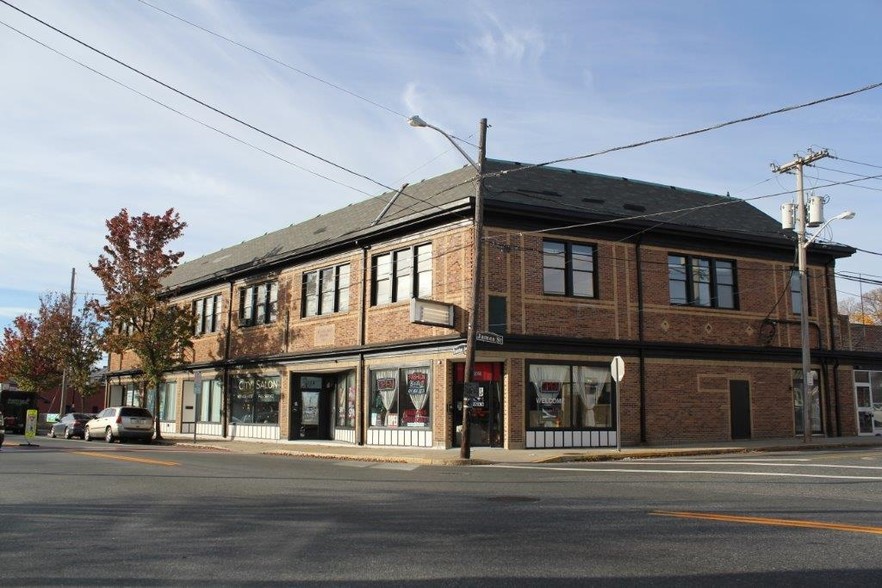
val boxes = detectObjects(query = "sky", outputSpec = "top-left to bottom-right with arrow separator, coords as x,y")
2,0 -> 882,332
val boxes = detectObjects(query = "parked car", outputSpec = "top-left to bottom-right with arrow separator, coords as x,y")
83,406 -> 154,443
48,412 -> 94,439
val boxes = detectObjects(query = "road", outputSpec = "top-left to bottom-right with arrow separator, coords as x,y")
2,435 -> 882,586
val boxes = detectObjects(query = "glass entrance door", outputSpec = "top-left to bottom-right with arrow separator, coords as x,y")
854,370 -> 882,435
289,374 -> 333,440
453,363 -> 504,448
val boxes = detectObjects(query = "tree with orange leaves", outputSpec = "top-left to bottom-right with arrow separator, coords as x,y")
90,209 -> 195,440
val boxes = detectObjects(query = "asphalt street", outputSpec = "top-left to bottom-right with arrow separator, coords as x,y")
2,436 -> 882,586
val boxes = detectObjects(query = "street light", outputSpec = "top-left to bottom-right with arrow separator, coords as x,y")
409,115 -> 487,459
797,209 -> 855,443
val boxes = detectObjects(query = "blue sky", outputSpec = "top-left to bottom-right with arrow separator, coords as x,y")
2,0 -> 881,332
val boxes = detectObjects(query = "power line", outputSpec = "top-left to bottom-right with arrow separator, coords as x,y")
482,81 -> 882,181
0,18 -> 374,197
830,156 -> 882,170
0,0 -> 400,196
0,4 -> 478,226
135,0 -> 408,120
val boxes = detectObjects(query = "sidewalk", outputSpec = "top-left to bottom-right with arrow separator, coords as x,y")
159,433 -> 882,466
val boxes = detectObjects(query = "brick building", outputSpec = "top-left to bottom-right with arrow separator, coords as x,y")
104,160 -> 882,449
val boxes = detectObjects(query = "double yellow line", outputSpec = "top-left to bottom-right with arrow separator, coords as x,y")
652,510 -> 882,535
72,451 -> 179,467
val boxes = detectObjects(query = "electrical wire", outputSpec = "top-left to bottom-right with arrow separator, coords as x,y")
480,81 -> 882,182
0,0 -> 403,196
0,18 -> 374,197
135,0 -> 408,120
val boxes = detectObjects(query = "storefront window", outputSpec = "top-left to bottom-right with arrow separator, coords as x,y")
231,375 -> 280,424
198,378 -> 223,423
146,382 -> 177,421
527,363 -> 612,429
370,367 -> 431,428
335,371 -> 357,428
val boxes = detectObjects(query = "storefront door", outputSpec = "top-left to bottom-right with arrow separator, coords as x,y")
290,374 -> 333,440
453,363 -> 504,448
854,370 -> 882,435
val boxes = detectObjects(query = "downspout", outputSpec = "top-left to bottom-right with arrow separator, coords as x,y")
222,280 -> 234,439
635,237 -> 647,444
824,260 -> 842,437
357,244 -> 369,446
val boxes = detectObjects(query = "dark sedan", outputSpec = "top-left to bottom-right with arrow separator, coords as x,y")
48,413 -> 94,439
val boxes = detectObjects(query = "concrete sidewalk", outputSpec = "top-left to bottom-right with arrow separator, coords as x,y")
159,433 -> 882,466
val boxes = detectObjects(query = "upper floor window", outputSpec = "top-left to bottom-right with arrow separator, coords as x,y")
193,294 -> 222,335
372,244 -> 432,305
302,264 -> 350,317
790,268 -> 807,315
238,281 -> 278,327
668,254 -> 737,309
543,240 -> 596,298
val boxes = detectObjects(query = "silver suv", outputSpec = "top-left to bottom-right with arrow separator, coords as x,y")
84,406 -> 154,443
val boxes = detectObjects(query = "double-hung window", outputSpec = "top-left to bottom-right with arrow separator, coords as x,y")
542,240 -> 596,298
302,264 -> 351,317
372,244 -> 432,305
668,254 -> 737,309
193,294 -> 222,335
238,281 -> 278,327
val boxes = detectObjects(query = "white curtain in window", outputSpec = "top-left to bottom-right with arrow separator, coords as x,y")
404,367 -> 429,410
374,368 -> 398,411
529,364 -> 569,408
573,366 -> 610,426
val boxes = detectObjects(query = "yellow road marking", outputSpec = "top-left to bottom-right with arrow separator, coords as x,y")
651,510 -> 882,535
71,451 -> 179,467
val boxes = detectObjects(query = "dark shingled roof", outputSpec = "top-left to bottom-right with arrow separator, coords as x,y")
481,160 -> 787,237
166,159 -> 793,291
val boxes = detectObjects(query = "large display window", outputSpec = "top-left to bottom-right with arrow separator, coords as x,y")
370,367 -> 431,428
231,375 -> 281,424
527,363 -> 612,429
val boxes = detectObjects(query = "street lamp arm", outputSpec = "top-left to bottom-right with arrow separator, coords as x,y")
804,211 -> 856,247
408,115 -> 479,171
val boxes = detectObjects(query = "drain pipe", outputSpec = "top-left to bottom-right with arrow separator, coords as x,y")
357,244 -> 370,446
824,261 -> 842,436
635,238 -> 647,444
222,280 -> 234,438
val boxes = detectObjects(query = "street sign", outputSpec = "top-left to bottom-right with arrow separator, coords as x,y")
610,356 -> 625,383
476,331 -> 503,345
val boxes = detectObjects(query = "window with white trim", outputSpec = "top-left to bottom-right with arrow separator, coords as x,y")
372,244 -> 432,305
302,264 -> 350,317
193,294 -> 223,335
238,281 -> 278,327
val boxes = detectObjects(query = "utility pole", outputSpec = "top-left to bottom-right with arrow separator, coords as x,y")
772,149 -> 828,444
58,267 -> 76,415
461,118 -> 488,459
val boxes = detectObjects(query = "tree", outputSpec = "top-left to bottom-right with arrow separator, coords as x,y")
0,293 -> 103,409
90,209 -> 195,440
0,313 -> 61,394
840,287 -> 882,325
38,292 -> 103,411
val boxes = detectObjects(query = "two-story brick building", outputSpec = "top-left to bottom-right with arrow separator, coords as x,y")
105,159 -> 879,449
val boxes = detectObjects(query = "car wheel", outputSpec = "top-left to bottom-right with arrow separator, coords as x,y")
84,427 -> 91,441
105,427 -> 114,443
48,428 -> 56,438
64,427 -> 73,439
